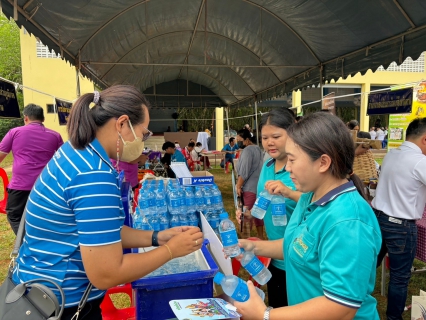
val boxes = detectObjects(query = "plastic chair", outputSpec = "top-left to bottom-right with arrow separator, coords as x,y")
232,237 -> 271,288
0,168 -> 9,214
100,283 -> 135,320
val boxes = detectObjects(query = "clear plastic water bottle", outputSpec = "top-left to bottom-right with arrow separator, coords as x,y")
251,190 -> 274,219
188,211 -> 199,227
210,210 -> 220,231
170,215 -> 180,228
213,272 -> 265,302
147,187 -> 157,214
156,187 -> 168,215
194,187 -> 205,213
270,195 -> 287,226
203,186 -> 213,208
168,187 -> 181,215
145,159 -> 150,169
133,207 -> 142,230
141,214 -> 151,230
184,187 -> 196,214
218,212 -> 241,257
139,190 -> 151,216
211,185 -> 224,211
240,248 -> 272,285
177,187 -> 187,215
179,214 -> 189,226
150,214 -> 160,231
160,214 -> 169,230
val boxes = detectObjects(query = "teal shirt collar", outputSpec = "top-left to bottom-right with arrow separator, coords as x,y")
314,181 -> 356,206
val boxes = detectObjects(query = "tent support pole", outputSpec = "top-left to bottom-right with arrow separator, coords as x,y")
254,100 -> 259,145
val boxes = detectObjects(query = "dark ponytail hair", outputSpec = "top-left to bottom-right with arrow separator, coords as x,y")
67,85 -> 150,149
237,128 -> 252,141
260,108 -> 295,131
287,112 -> 367,200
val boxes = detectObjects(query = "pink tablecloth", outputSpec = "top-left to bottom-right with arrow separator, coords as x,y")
416,205 -> 426,262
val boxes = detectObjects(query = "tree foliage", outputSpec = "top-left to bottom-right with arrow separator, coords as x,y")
0,13 -> 24,139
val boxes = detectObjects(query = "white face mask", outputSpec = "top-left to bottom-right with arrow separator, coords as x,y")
118,120 -> 144,162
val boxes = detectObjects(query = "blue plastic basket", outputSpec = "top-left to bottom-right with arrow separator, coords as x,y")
132,239 -> 218,320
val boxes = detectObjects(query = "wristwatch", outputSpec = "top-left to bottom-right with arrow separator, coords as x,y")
263,306 -> 273,320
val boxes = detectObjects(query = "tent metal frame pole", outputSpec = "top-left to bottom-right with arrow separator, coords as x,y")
178,0 -> 205,79
254,100 -> 259,146
82,62 -> 313,68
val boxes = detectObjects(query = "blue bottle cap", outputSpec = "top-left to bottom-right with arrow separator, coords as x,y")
219,212 -> 229,219
213,272 -> 224,284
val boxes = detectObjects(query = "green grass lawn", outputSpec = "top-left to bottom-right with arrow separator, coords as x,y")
0,165 -> 425,319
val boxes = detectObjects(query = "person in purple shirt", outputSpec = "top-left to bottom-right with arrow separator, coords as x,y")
110,153 -> 147,190
0,104 -> 63,234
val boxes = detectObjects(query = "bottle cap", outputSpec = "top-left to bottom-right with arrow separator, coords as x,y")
213,272 -> 224,284
219,212 -> 229,219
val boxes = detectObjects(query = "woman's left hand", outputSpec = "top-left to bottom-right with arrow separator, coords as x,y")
234,281 -> 267,320
265,180 -> 291,197
157,227 -> 201,246
236,185 -> 242,197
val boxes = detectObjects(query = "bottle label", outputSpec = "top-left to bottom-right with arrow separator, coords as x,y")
230,279 -> 250,302
255,197 -> 270,210
156,199 -> 166,207
186,198 -> 195,206
245,256 -> 263,277
212,195 -> 221,204
170,199 -> 180,208
139,199 -> 149,208
271,203 -> 286,216
220,229 -> 238,246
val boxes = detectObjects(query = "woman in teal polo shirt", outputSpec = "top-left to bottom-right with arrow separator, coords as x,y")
235,112 -> 381,320
237,108 -> 301,308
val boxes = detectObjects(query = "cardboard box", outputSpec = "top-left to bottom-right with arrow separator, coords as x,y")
170,163 -> 214,186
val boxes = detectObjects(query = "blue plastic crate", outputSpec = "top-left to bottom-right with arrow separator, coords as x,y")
132,239 -> 218,320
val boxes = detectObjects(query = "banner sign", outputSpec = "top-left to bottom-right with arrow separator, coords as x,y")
55,98 -> 72,126
0,79 -> 21,119
367,88 -> 413,115
322,92 -> 336,115
387,82 -> 426,150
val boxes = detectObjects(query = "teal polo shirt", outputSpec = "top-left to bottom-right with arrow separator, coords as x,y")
284,181 -> 381,319
257,158 -> 297,270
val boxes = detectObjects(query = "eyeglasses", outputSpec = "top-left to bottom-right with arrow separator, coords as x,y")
142,126 -> 153,141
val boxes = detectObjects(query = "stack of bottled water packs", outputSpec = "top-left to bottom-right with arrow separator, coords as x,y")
133,179 -> 225,233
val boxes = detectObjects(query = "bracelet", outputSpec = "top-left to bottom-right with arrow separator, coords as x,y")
151,231 -> 159,247
163,244 -> 173,260
263,306 -> 273,320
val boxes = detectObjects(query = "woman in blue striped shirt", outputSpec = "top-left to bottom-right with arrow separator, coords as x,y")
12,85 -> 203,320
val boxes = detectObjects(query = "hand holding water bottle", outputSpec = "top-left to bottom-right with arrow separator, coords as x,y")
233,281 -> 268,320
235,206 -> 252,225
265,180 -> 293,198
165,227 -> 204,258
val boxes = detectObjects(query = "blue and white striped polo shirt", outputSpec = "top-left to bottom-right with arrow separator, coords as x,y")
13,138 -> 125,307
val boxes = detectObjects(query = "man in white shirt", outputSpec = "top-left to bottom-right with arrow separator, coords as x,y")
376,127 -> 385,141
372,117 -> 426,320
369,127 -> 377,140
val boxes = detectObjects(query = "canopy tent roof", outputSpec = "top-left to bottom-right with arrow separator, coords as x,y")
2,0 -> 426,107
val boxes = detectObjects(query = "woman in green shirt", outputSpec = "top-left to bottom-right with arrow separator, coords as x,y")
237,108 -> 301,308
235,112 -> 381,320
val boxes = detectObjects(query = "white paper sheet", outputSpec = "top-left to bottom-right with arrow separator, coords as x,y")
200,213 -> 233,276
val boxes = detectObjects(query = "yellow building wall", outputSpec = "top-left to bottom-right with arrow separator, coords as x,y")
337,63 -> 426,132
293,55 -> 426,132
20,29 -> 94,141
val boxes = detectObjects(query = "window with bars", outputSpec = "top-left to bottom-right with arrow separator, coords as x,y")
36,40 -> 61,59
377,52 -> 425,72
